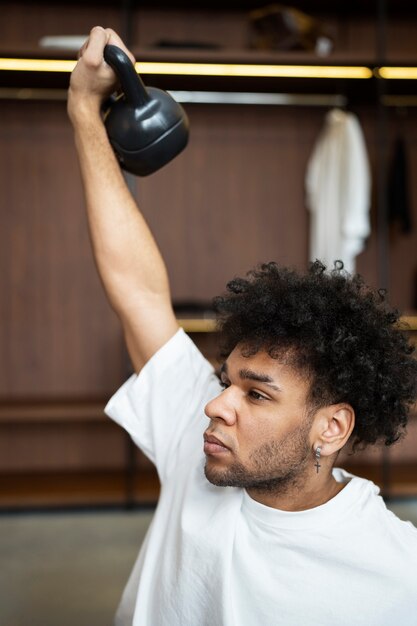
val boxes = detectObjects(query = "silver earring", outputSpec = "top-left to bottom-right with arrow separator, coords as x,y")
314,446 -> 322,474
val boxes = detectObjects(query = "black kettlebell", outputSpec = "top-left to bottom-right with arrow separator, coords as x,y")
102,45 -> 189,176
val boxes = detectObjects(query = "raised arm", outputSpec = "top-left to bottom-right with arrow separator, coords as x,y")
67,27 -> 178,372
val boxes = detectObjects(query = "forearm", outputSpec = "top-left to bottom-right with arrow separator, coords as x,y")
71,108 -> 171,314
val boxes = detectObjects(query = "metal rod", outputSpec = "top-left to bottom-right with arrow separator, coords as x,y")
0,87 -> 347,107
169,91 -> 347,107
382,95 -> 417,107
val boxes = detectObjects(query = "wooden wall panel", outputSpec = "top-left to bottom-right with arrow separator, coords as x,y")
0,100 -> 125,398
0,421 -> 125,472
388,110 -> 417,312
0,2 -> 122,55
354,106 -> 380,291
134,104 -> 383,302
1,97 -> 413,400
134,8 -> 248,50
133,10 -> 379,59
333,15 -> 377,58
387,17 -> 417,62
0,2 -> 416,506
136,104 -> 323,301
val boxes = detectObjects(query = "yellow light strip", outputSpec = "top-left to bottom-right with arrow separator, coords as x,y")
136,62 -> 372,79
400,316 -> 417,331
376,66 -> 417,80
0,57 -> 372,79
176,318 -> 217,333
0,58 -> 76,72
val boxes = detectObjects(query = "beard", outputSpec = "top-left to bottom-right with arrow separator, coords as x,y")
204,423 -> 312,496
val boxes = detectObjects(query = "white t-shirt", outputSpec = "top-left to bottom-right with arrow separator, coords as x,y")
105,329 -> 417,626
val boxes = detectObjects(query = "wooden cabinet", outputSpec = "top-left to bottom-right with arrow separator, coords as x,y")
1,1 -> 417,507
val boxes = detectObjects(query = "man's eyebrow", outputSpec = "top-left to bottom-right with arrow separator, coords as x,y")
239,368 -> 281,391
220,362 -> 281,391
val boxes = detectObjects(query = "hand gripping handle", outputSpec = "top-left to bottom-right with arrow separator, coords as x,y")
103,45 -> 149,107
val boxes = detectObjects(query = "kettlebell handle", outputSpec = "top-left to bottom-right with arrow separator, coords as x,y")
103,45 -> 150,107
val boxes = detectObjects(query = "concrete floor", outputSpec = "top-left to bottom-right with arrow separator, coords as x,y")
0,508 -> 154,626
1,500 -> 416,626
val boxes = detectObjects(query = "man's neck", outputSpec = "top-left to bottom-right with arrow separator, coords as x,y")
246,472 -> 345,512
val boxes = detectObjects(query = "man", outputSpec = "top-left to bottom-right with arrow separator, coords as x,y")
68,27 -> 417,626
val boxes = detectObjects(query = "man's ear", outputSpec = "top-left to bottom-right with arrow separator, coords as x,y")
313,404 -> 355,457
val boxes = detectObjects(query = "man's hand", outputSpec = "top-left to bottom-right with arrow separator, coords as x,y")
68,26 -> 135,124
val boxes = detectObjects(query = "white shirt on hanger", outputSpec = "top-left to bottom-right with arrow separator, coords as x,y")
305,108 -> 371,273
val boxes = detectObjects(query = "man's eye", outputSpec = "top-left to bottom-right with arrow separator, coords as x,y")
249,390 -> 267,401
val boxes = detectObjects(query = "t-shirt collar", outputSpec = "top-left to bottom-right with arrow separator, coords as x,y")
242,468 -> 379,531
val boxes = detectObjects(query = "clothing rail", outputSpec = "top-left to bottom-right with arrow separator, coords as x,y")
382,95 -> 417,107
0,87 -> 346,106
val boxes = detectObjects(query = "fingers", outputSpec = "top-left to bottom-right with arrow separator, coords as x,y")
76,26 -> 135,66
81,26 -> 110,67
77,39 -> 89,60
105,28 -> 136,64
70,25 -> 134,108
70,26 -> 115,106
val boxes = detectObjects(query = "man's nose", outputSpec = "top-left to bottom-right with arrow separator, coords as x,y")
204,387 -> 237,426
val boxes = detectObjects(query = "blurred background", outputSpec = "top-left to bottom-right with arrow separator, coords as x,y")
0,0 -> 417,624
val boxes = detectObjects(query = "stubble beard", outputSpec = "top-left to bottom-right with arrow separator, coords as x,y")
204,425 -> 312,496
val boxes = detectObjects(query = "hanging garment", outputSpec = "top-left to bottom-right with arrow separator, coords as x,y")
305,108 -> 371,274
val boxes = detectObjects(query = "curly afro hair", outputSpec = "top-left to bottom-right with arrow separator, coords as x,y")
213,260 -> 417,452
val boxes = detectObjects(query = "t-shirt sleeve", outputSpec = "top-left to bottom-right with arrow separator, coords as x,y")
104,328 -> 221,483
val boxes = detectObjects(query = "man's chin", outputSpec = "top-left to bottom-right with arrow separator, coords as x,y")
204,461 -> 229,486
204,460 -> 302,494
204,460 -> 246,488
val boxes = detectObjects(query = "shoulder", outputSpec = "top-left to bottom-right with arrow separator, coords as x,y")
360,477 -> 417,558
381,503 -> 417,545
335,468 -> 417,546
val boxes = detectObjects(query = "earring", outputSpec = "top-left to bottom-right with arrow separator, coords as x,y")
314,446 -> 322,474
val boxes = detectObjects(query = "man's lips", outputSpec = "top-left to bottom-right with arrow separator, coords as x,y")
203,433 -> 231,455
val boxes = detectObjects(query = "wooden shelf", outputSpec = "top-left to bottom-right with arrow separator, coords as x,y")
343,462 -> 417,498
0,470 -> 160,509
0,401 -> 107,424
177,315 -> 417,333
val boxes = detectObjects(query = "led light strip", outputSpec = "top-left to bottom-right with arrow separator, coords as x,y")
0,58 -> 77,72
4,58 -> 417,81
135,62 -> 372,79
0,57 -> 372,79
376,67 -> 417,80
400,316 -> 417,331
